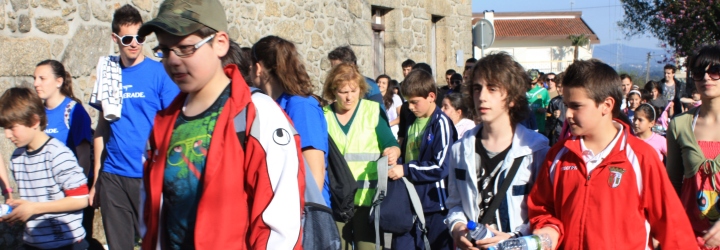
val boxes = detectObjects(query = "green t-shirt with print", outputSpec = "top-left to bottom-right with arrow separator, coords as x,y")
163,85 -> 230,249
405,117 -> 430,161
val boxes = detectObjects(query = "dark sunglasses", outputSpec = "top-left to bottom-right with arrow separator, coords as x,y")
113,34 -> 146,46
547,78 -> 555,82
692,64 -> 720,81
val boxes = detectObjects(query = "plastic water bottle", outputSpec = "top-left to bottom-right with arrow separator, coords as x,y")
488,234 -> 552,250
466,220 -> 494,242
0,204 -> 12,215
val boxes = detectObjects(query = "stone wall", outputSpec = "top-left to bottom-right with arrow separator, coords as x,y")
0,0 -> 471,246
372,0 -> 473,83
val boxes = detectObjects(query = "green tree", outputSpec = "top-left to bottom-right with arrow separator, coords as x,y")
568,34 -> 590,62
618,70 -> 644,86
619,0 -> 720,60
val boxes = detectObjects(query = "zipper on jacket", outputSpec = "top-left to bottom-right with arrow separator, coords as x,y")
579,171 -> 591,247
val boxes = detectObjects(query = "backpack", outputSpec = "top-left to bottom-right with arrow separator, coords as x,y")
234,87 -> 341,250
369,156 -> 431,250
327,136 -> 358,222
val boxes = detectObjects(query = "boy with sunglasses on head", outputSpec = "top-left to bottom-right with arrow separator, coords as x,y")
89,4 -> 180,250
138,0 -> 305,249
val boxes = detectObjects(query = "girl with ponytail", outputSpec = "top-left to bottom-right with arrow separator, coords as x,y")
33,59 -> 95,242
250,36 -> 330,205
33,60 -> 92,168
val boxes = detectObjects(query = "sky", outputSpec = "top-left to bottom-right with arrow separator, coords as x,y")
471,0 -> 663,50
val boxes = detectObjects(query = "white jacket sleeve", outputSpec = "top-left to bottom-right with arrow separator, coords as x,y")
445,143 -> 468,232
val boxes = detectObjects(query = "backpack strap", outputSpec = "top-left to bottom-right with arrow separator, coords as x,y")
64,100 -> 77,129
373,156 -> 389,250
479,156 -> 524,225
401,177 -> 431,250
233,87 -> 263,149
374,158 -> 431,250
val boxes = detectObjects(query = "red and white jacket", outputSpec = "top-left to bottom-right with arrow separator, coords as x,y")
528,120 -> 695,249
141,65 -> 305,250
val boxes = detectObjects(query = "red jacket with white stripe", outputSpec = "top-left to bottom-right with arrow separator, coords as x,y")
142,65 -> 305,250
528,120 -> 695,249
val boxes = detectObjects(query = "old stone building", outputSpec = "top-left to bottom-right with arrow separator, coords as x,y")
0,0 -> 472,247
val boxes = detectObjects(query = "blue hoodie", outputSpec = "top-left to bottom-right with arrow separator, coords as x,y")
399,107 -> 458,213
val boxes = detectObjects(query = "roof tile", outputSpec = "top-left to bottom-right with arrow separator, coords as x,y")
493,18 -> 596,39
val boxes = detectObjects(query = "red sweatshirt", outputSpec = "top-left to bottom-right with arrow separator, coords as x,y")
528,120 -> 695,249
142,65 -> 305,249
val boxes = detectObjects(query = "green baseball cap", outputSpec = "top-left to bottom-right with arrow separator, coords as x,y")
528,69 -> 539,80
138,0 -> 227,37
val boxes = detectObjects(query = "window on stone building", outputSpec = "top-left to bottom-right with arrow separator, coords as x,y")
371,7 -> 389,78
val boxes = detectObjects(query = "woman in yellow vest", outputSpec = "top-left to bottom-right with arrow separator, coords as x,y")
323,63 -> 401,250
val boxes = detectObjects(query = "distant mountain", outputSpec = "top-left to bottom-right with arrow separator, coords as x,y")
592,44 -> 675,82
593,43 -> 672,65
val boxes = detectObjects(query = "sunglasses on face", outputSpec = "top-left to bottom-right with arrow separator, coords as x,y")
547,78 -> 555,82
692,64 -> 720,81
114,34 -> 146,46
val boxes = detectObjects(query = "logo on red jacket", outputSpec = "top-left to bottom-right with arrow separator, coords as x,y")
608,167 -> 626,188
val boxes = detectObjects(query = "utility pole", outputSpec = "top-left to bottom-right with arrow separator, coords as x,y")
645,52 -> 652,83
615,40 -> 622,71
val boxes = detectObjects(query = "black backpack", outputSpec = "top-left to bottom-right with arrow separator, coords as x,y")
327,136 -> 359,222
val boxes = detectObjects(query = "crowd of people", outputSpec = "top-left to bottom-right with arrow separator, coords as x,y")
0,0 -> 719,250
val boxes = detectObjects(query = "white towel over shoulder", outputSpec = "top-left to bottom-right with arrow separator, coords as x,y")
90,56 -> 123,121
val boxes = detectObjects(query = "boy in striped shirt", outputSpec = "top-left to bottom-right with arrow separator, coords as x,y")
0,87 -> 89,249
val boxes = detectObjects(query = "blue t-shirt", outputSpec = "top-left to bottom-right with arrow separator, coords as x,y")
92,58 -> 180,178
276,93 -> 331,207
45,97 -> 93,153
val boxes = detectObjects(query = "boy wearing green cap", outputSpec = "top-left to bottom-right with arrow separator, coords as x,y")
526,69 -> 549,134
138,0 -> 305,249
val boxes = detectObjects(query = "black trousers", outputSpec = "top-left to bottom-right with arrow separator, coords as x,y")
97,172 -> 141,250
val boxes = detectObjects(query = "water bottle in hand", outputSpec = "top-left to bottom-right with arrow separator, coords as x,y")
0,204 -> 12,216
466,220 -> 494,243
488,234 -> 552,250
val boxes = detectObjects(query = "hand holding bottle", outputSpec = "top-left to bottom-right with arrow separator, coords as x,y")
488,234 -> 552,250
451,222 -> 476,250
474,226 -> 512,249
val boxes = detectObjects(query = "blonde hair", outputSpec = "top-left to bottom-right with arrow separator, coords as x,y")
322,63 -> 368,101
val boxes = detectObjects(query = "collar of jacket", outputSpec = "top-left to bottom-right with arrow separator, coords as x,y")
561,119 -> 633,166
459,123 -> 549,160
400,106 -> 451,155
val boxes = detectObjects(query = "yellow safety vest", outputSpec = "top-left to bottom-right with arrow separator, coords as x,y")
324,100 -> 382,207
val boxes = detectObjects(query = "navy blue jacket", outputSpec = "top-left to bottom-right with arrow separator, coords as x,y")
399,107 -> 457,213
